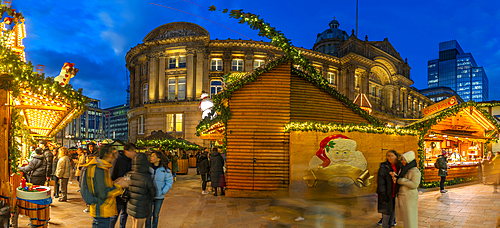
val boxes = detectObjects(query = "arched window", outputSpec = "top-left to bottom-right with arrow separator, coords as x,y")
211,80 -> 223,97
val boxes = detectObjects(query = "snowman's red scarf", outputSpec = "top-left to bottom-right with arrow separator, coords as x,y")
315,134 -> 350,167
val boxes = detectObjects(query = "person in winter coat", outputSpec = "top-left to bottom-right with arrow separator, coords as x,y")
391,151 -> 421,228
210,148 -> 225,196
198,152 -> 210,194
39,140 -> 53,184
51,148 -> 60,198
146,151 -> 173,228
377,149 -> 400,228
19,148 -> 46,185
81,145 -> 129,227
127,153 -> 156,228
55,147 -> 71,202
75,147 -> 86,183
110,143 -> 137,228
436,151 -> 448,193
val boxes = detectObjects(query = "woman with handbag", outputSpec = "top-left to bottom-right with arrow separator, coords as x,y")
127,153 -> 156,228
198,152 -> 210,194
146,151 -> 174,228
210,148 -> 225,196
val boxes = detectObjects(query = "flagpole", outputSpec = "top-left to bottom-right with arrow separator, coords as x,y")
356,0 -> 358,37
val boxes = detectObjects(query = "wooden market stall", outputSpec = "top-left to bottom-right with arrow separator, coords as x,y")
405,100 -> 499,185
0,4 -> 87,227
197,56 -> 388,197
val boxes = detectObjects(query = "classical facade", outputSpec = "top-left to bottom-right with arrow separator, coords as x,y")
126,20 -> 433,144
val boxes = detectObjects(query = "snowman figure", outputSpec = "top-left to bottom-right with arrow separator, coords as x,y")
199,92 -> 216,119
54,62 -> 79,86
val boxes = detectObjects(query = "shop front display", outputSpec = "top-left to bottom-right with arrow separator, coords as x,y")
406,102 -> 499,185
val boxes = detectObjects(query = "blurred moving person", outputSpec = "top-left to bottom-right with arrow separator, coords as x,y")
392,151 -> 420,228
110,143 -> 137,228
80,145 -> 129,228
198,152 -> 210,194
51,148 -> 60,198
146,151 -> 173,228
210,148 -> 225,196
435,151 -> 448,193
377,150 -> 400,228
75,147 -> 86,191
55,147 -> 71,202
127,153 -> 156,228
39,140 -> 53,185
491,152 -> 500,193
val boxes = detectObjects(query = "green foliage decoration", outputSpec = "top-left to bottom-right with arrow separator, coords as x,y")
285,121 -> 420,136
420,176 -> 477,188
135,138 -> 203,151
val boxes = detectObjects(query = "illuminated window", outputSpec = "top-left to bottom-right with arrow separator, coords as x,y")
327,72 -> 335,84
178,56 -> 186,68
371,86 -> 375,96
178,77 -> 186,100
166,113 -> 183,132
142,83 -> 148,104
168,57 -> 176,69
232,59 -> 243,71
211,58 -> 222,71
355,75 -> 359,88
211,80 -> 223,97
378,89 -> 382,98
253,60 -> 265,69
168,78 -> 176,101
138,115 -> 145,135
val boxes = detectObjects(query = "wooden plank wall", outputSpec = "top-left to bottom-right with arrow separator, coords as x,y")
290,74 -> 370,124
226,62 -> 291,197
0,89 -> 10,201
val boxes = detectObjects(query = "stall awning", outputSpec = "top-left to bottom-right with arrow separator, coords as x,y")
406,102 -> 499,139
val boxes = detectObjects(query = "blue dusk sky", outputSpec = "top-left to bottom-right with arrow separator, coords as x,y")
12,0 -> 500,108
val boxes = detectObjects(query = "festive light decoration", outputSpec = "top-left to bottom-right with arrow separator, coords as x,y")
285,121 -> 420,136
135,138 -> 203,151
54,62 -> 78,86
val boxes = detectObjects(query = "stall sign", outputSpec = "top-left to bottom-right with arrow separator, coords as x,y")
422,96 -> 458,117
200,133 -> 224,140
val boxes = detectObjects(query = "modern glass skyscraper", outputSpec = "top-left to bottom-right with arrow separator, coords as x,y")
427,40 -> 488,102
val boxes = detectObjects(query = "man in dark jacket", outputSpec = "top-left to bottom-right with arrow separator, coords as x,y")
109,143 -> 137,228
20,148 -> 46,185
377,150 -> 399,228
127,153 -> 155,227
210,148 -> 225,196
436,151 -> 448,193
39,140 -> 53,184
51,148 -> 60,198
199,153 -> 210,194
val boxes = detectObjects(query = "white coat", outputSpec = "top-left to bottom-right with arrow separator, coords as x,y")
55,155 -> 71,179
396,151 -> 421,228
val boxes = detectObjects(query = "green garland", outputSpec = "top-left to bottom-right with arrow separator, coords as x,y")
136,138 -> 203,151
285,121 -> 420,136
420,176 -> 477,188
0,4 -> 88,173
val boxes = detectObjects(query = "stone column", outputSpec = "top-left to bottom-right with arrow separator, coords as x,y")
129,66 -> 135,107
395,86 -> 400,111
186,49 -> 195,100
223,52 -> 231,75
347,66 -> 356,100
148,57 -> 158,102
158,56 -> 166,101
196,49 -> 205,98
245,52 -> 253,72
134,65 -> 141,106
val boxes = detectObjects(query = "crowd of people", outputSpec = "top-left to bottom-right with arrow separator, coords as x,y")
196,148 -> 226,196
20,141 -> 177,228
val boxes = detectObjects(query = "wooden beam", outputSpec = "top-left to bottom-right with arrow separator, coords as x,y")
16,104 -> 66,111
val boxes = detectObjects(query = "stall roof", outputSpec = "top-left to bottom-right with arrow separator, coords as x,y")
405,101 -> 500,135
15,89 -> 84,137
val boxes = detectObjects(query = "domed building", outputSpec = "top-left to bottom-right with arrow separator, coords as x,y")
126,20 -> 432,144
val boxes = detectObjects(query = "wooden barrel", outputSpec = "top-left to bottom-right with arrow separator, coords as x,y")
178,159 -> 189,174
188,157 -> 197,168
17,198 -> 50,228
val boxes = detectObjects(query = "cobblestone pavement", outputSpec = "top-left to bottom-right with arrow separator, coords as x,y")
14,169 -> 500,227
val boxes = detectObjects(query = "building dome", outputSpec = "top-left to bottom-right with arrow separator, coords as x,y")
315,17 -> 349,44
313,17 -> 350,56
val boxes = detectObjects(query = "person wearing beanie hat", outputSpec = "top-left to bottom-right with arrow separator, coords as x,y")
436,151 -> 448,193
391,151 -> 420,228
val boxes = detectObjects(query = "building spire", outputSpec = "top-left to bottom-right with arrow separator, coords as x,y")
355,0 -> 358,37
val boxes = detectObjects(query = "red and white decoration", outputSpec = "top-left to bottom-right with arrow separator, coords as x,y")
54,62 -> 79,86
199,92 -> 215,119
308,134 -> 368,187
